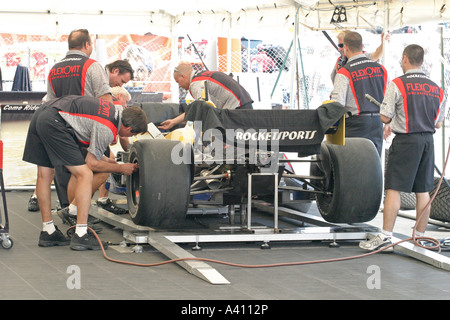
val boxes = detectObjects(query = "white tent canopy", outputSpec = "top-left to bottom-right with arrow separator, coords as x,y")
0,1 -> 449,37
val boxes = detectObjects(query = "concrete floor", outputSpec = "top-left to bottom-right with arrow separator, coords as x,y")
0,190 -> 449,304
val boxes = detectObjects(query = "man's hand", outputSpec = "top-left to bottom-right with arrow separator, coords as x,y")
158,119 -> 176,130
120,162 -> 139,175
383,123 -> 392,140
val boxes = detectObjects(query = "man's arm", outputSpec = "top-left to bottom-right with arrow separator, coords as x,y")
435,95 -> 447,129
380,114 -> 392,124
85,152 -> 137,175
330,73 -> 349,107
85,62 -> 112,100
158,113 -> 185,130
371,32 -> 390,61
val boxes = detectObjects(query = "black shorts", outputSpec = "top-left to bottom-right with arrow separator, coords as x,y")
385,132 -> 434,193
345,115 -> 383,156
22,106 -> 86,168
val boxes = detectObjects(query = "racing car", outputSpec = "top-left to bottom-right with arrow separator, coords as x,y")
120,100 -> 383,229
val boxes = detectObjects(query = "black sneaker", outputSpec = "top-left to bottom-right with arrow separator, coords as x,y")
70,232 -> 108,251
28,195 -> 39,212
38,226 -> 70,247
97,198 -> 129,215
57,207 -> 103,233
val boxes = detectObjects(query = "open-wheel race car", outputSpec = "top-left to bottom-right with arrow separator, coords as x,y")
120,100 -> 383,229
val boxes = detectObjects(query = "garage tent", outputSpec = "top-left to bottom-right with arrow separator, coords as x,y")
0,1 -> 449,36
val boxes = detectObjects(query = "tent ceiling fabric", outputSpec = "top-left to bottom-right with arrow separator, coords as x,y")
0,0 -> 448,36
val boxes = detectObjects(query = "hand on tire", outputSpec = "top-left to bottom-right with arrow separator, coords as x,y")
120,163 -> 138,175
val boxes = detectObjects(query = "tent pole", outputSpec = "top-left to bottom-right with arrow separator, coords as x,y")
440,25 -> 446,170
170,15 -> 179,103
290,6 -> 300,109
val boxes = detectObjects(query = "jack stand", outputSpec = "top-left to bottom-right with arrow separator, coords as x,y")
240,204 -> 247,225
192,236 -> 202,251
329,241 -> 340,248
228,205 -> 235,225
261,241 -> 271,249
329,234 -> 340,248
247,172 -> 279,232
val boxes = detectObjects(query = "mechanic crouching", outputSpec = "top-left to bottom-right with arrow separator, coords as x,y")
22,95 -> 148,251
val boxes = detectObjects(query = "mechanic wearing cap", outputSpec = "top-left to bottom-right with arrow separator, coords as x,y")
159,62 -> 254,131
331,31 -> 388,156
360,44 -> 446,251
23,95 -> 148,251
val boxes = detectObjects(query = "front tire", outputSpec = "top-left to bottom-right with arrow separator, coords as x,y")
126,139 -> 192,227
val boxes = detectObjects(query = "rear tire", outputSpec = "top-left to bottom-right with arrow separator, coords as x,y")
126,139 -> 192,227
316,138 -> 383,223
430,177 -> 450,222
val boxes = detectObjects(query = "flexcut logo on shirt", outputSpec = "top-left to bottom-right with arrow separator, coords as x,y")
351,66 -> 383,80
98,99 -> 111,117
49,65 -> 81,77
405,82 -> 440,98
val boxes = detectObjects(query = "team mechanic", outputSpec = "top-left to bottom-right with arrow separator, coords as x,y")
46,29 -> 112,102
23,95 -> 148,251
331,31 -> 388,156
330,30 -> 387,84
158,62 -> 254,131
33,29 -> 115,217
360,44 -> 447,251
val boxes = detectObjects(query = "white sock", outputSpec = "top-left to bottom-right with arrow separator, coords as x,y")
75,224 -> 88,237
381,229 -> 392,238
97,197 -> 108,204
43,220 -> 56,234
68,204 -> 77,216
414,230 -> 425,238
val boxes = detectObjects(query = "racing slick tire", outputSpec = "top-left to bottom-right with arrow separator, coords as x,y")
126,139 -> 192,227
430,177 -> 450,222
315,138 -> 383,223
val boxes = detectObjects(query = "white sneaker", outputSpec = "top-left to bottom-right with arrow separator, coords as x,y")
359,234 -> 393,252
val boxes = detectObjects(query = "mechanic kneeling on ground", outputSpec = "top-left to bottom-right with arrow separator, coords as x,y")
22,95 -> 148,251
